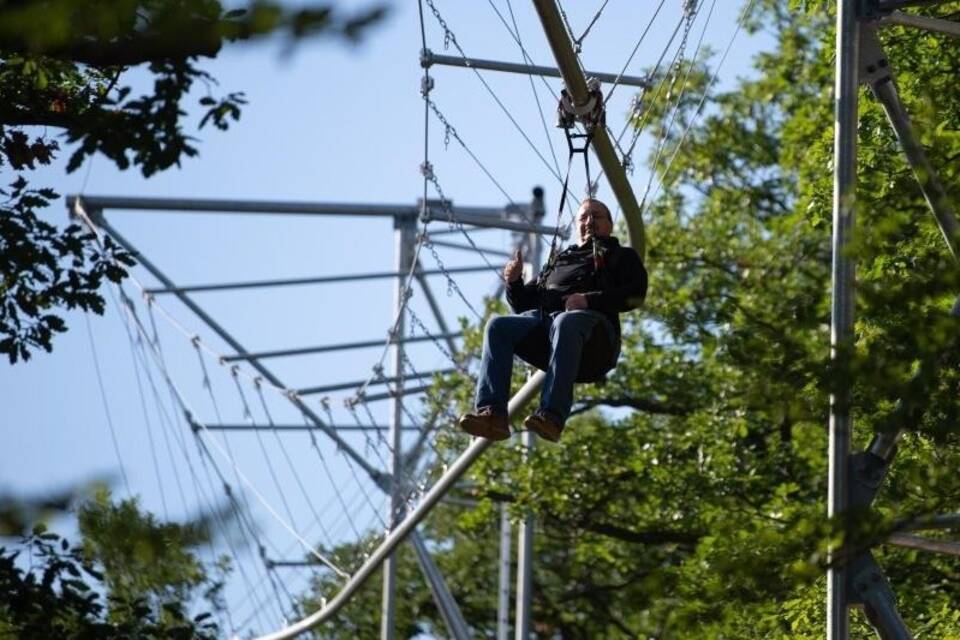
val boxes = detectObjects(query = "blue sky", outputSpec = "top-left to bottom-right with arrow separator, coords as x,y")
2,1 -> 774,636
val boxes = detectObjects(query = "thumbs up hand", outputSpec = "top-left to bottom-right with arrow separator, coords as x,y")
504,248 -> 524,283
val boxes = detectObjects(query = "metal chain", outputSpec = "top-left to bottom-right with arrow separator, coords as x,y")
426,98 -> 519,208
604,0 -> 669,106
423,0 -> 567,186
619,2 -> 697,171
406,307 -> 464,371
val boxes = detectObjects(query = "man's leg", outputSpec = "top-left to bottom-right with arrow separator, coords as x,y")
475,311 -> 541,414
540,310 -> 609,425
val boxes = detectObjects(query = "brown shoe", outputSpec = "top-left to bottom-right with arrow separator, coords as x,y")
523,411 -> 564,442
459,407 -> 510,441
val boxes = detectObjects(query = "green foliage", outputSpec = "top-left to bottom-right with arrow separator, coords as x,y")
0,0 -> 386,363
0,174 -> 135,363
299,2 -> 960,638
0,492 -> 226,639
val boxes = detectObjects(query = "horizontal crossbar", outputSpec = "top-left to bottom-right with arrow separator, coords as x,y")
297,367 -> 458,396
221,332 -> 462,362
144,267 -> 491,294
421,49 -> 651,89
202,424 -> 421,432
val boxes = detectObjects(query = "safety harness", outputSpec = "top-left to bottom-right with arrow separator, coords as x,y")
538,77 -> 607,295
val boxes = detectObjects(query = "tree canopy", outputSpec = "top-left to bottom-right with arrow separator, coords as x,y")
0,489 -> 228,639
299,2 -> 960,638
0,0 -> 386,363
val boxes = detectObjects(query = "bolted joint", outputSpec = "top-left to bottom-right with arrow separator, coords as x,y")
419,48 -> 434,68
859,27 -> 893,87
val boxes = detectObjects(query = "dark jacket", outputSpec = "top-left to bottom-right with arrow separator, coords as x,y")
506,235 -> 647,343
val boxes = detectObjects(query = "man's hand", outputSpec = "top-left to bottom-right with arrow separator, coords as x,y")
564,293 -> 588,310
503,248 -> 524,283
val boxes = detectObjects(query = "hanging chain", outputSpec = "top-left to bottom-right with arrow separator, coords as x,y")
407,307 -> 464,371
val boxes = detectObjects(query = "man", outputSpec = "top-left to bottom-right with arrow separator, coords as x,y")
459,198 -> 647,442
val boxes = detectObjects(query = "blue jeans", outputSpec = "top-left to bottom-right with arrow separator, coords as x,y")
475,309 -> 614,425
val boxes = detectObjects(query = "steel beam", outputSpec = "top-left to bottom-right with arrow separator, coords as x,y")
257,373 -> 544,640
201,424 -> 420,432
899,512 -> 960,531
847,554 -> 912,639
220,333 -> 462,363
410,532 -> 472,640
873,0 -> 949,11
515,197 -> 544,640
72,194 -> 496,219
829,1 -> 861,638
428,239 -> 515,257
421,48 -> 651,89
382,215 -> 417,640
420,201 -> 560,236
297,367 -> 457,396
144,266 -> 491,295
497,504 -> 512,640
880,11 -> 960,37
860,27 -> 960,263
530,0 -> 646,256
358,384 -> 432,404
887,533 -> 960,556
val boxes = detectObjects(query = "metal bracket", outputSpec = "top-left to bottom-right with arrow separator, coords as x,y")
858,27 -> 893,86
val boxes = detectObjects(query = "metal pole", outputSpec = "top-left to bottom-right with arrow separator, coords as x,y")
410,533 -> 472,639
382,215 -> 417,640
874,0 -> 950,11
222,333 -> 462,363
143,266 -> 492,295
421,49 -> 651,89
529,0 -> 646,257
886,533 -> 960,556
298,367 -> 457,396
879,11 -> 960,37
515,187 -> 545,640
829,2 -> 861,638
497,503 -> 512,640
201,424 -> 419,432
72,194 -> 516,220
257,373 -> 545,640
427,239 -> 515,257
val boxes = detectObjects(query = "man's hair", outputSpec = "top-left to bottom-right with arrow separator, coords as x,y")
578,198 -> 611,220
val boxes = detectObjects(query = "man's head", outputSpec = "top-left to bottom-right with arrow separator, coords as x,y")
576,199 -> 613,245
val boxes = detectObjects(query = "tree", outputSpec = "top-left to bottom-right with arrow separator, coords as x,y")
0,0 -> 386,363
0,489 -> 229,639
299,1 -> 960,637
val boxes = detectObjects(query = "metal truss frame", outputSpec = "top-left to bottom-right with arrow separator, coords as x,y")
69,192 -> 546,640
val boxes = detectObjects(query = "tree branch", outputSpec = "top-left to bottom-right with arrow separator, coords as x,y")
578,519 -> 702,546
570,396 -> 693,417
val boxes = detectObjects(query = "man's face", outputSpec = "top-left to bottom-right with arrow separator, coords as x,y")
576,201 -> 613,244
